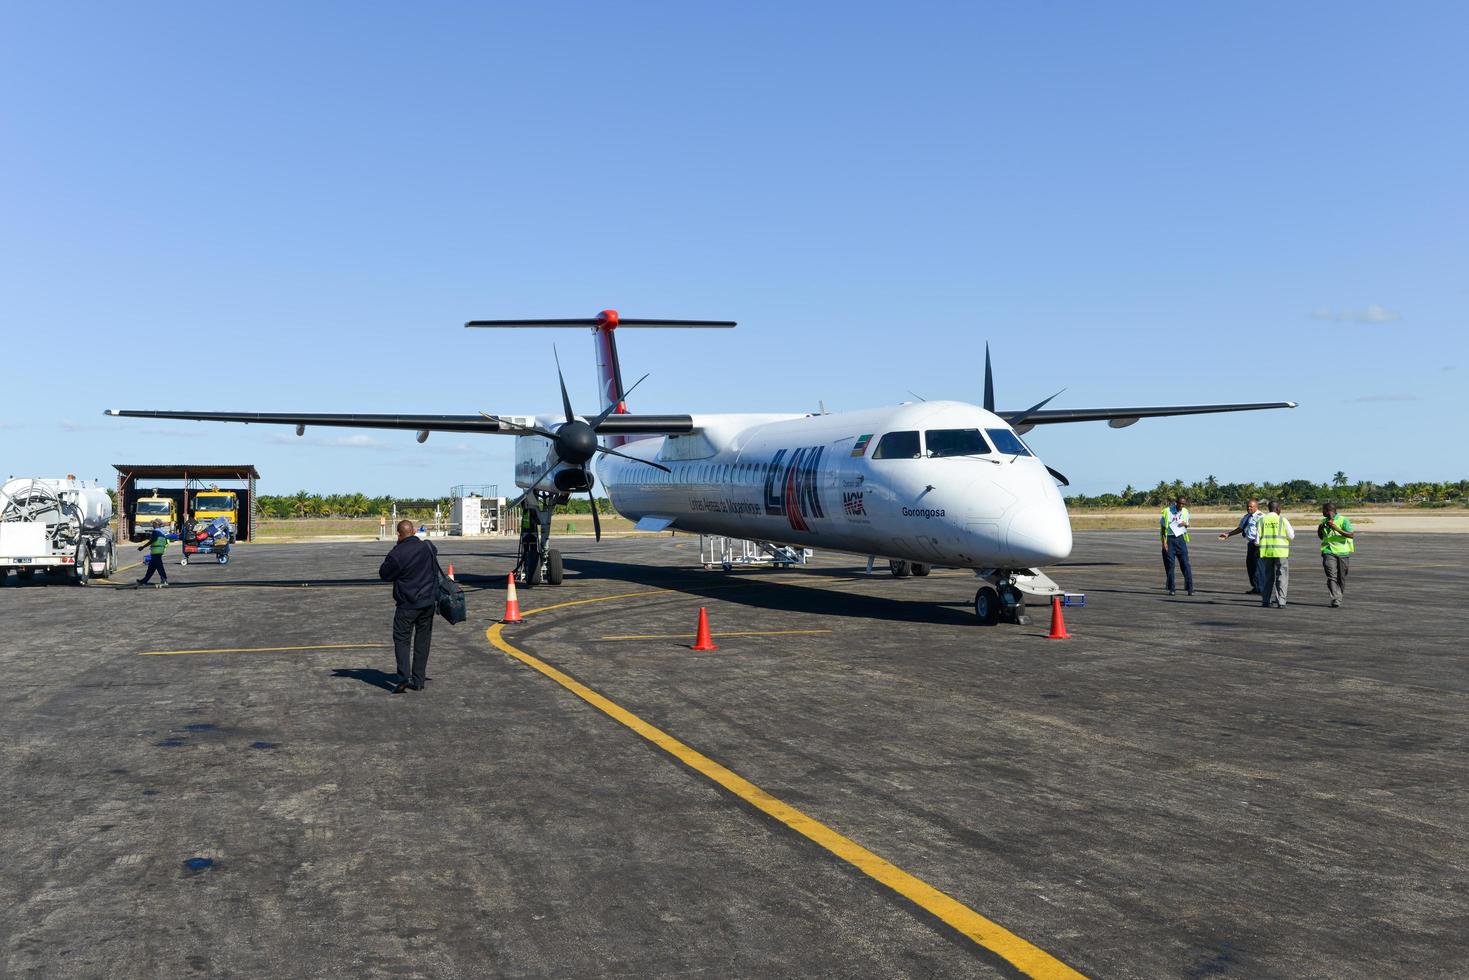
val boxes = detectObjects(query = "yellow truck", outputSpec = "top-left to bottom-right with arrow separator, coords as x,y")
132,493 -> 177,540
190,487 -> 238,542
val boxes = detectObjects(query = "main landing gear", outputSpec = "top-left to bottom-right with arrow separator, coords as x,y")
515,492 -> 566,587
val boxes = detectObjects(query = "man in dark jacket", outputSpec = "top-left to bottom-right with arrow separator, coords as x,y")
378,519 -> 439,694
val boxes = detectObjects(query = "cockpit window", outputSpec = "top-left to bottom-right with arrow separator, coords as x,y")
986,428 -> 1033,457
872,430 -> 921,459
925,429 -> 991,457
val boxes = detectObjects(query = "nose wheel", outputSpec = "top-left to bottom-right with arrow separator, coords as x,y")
974,576 -> 1031,626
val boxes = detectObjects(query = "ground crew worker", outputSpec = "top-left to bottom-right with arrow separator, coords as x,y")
1159,494 -> 1194,596
1257,500 -> 1295,607
1317,502 -> 1356,607
1218,498 -> 1263,594
136,519 -> 170,588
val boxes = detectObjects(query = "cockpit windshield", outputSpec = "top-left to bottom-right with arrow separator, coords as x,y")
195,495 -> 234,510
137,499 -> 172,515
985,428 -> 1033,457
925,429 -> 991,457
872,430 -> 921,459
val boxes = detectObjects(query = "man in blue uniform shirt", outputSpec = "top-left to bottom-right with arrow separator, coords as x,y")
1218,498 -> 1263,594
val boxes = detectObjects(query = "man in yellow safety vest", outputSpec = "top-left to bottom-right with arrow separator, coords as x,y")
1159,495 -> 1194,596
1317,502 -> 1356,608
1256,500 -> 1295,608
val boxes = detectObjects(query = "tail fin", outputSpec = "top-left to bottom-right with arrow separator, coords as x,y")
466,310 -> 736,447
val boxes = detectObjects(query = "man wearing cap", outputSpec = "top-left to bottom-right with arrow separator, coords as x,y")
1317,502 -> 1356,608
135,519 -> 171,588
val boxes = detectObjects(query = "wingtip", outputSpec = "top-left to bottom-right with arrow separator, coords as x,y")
104,409 -> 119,416
1287,401 -> 1299,408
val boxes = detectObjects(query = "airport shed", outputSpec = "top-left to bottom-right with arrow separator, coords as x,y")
113,464 -> 260,542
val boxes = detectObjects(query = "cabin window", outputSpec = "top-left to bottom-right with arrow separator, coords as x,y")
872,430 -> 921,459
986,428 -> 1033,457
926,429 -> 991,458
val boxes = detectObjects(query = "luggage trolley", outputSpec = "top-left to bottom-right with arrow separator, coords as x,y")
180,517 -> 233,566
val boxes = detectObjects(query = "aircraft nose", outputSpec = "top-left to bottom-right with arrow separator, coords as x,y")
1006,503 -> 1073,566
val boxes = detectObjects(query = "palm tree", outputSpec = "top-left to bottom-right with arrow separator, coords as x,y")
1332,471 -> 1348,488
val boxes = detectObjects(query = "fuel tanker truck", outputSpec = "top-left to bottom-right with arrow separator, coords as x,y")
0,477 -> 116,586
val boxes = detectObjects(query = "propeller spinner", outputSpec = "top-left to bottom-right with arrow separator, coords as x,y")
481,348 -> 669,541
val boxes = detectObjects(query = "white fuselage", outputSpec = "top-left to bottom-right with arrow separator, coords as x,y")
523,401 -> 1073,570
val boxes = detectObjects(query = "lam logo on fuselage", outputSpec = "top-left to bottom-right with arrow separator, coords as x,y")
762,446 -> 825,532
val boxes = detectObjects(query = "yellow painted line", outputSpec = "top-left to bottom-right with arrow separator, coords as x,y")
599,629 -> 832,641
488,596 -> 1084,978
139,643 -> 387,657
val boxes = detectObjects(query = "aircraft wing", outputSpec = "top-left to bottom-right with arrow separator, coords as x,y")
1003,401 -> 1297,429
103,409 -> 696,435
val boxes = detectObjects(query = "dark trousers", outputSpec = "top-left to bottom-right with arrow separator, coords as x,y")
140,554 -> 168,584
1163,537 -> 1193,592
1323,553 -> 1350,602
393,605 -> 434,687
1245,542 -> 1261,592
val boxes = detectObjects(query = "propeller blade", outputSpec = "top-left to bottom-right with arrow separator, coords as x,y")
983,343 -> 995,413
594,444 -> 671,473
1007,388 -> 1066,429
477,412 -> 557,439
554,346 -> 576,424
1046,465 -> 1071,487
587,489 -> 602,542
589,372 -> 651,429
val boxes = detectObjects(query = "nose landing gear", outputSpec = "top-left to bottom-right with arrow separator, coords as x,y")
973,569 -> 1044,626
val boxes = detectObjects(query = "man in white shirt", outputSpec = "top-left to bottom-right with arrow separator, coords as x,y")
1159,494 -> 1194,596
1218,498 -> 1263,595
1257,500 -> 1296,608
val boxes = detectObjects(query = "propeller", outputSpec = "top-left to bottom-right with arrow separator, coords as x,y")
983,342 -> 995,413
490,349 -> 669,542
984,345 -> 1070,486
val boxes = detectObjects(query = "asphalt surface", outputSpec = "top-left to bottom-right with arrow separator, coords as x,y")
1,531 -> 1465,978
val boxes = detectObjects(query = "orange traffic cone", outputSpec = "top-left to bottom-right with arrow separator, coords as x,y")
1046,594 -> 1071,640
690,607 -> 719,650
502,572 -> 523,624
447,563 -> 455,580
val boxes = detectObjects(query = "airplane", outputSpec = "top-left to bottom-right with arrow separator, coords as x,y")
107,310 -> 1296,625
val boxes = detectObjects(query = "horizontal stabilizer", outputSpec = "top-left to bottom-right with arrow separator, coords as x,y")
466,318 -> 735,329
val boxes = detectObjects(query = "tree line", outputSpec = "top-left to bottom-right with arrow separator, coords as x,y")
252,492 -> 615,520
1065,475 -> 1469,509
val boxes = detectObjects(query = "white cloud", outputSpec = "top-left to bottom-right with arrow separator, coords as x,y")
1310,304 -> 1402,323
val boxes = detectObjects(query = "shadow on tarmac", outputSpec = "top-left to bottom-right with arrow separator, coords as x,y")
330,667 -> 399,691
555,556 -> 983,627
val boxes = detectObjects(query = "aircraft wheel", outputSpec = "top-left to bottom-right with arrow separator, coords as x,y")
545,549 -> 563,585
889,559 -> 911,578
974,586 -> 1000,625
911,563 -> 930,577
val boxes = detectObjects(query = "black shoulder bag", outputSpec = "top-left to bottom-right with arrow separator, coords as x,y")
427,543 -> 466,625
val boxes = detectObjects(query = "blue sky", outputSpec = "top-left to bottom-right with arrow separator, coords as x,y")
2,2 -> 1465,497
